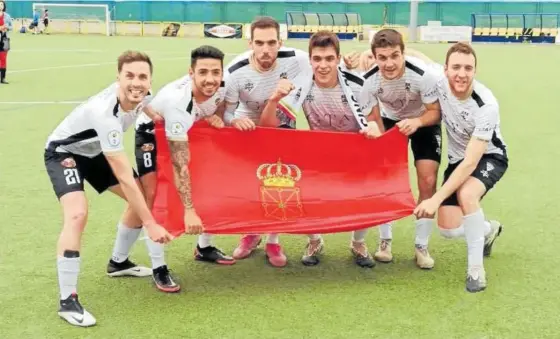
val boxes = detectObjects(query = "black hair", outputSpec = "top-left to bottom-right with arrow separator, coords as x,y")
191,45 -> 225,68
0,1 -> 6,12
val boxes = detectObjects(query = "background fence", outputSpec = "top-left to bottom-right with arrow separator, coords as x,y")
7,0 -> 560,26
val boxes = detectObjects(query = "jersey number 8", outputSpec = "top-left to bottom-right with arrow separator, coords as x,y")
143,152 -> 153,168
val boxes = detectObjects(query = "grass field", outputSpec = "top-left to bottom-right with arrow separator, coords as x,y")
1,34 -> 560,339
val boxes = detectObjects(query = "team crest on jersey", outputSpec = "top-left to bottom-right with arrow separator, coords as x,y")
405,82 -> 411,91
171,122 -> 184,135
279,72 -> 287,79
341,95 -> 348,104
377,87 -> 384,95
215,97 -> 221,105
244,81 -> 254,91
141,143 -> 154,152
460,110 -> 469,121
60,157 -> 76,168
305,93 -> 314,101
108,130 -> 121,147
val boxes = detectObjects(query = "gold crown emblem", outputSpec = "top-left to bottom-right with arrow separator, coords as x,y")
257,159 -> 301,187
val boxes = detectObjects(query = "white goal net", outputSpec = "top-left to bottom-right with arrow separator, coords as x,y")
32,3 -> 111,36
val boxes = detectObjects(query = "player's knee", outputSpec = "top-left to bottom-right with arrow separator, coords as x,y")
457,187 -> 481,213
418,173 -> 437,193
66,209 -> 88,228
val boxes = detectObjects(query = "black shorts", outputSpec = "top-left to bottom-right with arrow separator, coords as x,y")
135,131 -> 157,177
43,19 -> 49,27
441,154 -> 509,206
382,117 -> 442,163
44,149 -> 137,199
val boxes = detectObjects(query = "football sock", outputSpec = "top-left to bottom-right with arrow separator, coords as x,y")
415,218 -> 433,247
464,209 -> 486,271
197,233 -> 213,248
267,234 -> 279,244
111,222 -> 142,263
58,251 -> 80,300
379,223 -> 392,240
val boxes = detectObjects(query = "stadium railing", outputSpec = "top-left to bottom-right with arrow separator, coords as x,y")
285,11 -> 363,40
471,13 -> 559,43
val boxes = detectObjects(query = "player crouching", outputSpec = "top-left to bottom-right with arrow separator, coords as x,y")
414,43 -> 507,293
133,45 -> 235,292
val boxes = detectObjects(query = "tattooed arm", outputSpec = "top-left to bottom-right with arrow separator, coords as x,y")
168,140 -> 193,209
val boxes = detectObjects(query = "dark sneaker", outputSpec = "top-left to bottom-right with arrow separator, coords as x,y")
351,241 -> 376,268
194,245 -> 236,265
484,220 -> 503,257
153,265 -> 180,293
301,238 -> 324,266
466,267 -> 487,293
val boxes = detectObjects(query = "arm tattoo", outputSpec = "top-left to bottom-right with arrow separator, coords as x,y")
168,140 -> 193,209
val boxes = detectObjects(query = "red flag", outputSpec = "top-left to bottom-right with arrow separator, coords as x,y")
152,122 -> 415,237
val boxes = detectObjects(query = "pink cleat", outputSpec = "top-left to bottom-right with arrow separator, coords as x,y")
265,243 -> 287,267
232,235 -> 262,260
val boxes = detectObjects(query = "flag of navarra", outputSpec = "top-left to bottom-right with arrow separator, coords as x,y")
152,121 -> 416,237
257,159 -> 304,221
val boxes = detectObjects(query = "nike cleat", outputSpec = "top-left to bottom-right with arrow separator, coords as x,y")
153,265 -> 180,293
195,245 -> 236,265
107,258 -> 152,277
58,293 -> 96,327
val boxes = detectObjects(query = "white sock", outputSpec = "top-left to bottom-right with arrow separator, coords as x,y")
144,231 -> 166,269
111,223 -> 142,263
352,228 -> 368,242
57,252 -> 80,300
379,223 -> 392,240
483,220 -> 491,237
415,218 -> 433,247
308,234 -> 321,241
197,233 -> 213,248
439,226 -> 465,239
267,233 -> 279,244
464,209 -> 486,270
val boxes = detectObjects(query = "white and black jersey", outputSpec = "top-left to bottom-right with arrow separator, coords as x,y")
437,78 -> 507,164
363,56 -> 440,121
45,82 -> 151,158
223,47 -> 311,124
135,75 -> 225,140
303,73 -> 373,132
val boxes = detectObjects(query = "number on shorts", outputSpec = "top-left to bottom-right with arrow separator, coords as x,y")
64,168 -> 81,185
143,152 -> 153,168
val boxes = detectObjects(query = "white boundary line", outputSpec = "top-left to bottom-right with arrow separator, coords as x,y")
10,53 -> 239,74
0,101 -> 82,104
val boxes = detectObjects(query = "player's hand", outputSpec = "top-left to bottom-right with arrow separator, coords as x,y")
343,51 -> 360,70
359,50 -> 376,72
396,118 -> 422,136
413,198 -> 440,219
145,223 -> 173,244
360,121 -> 382,139
269,79 -> 295,102
184,208 -> 204,235
231,117 -> 256,131
205,114 -> 225,129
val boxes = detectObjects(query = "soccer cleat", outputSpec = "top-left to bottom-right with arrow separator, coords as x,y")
265,243 -> 287,267
58,293 -> 96,327
374,239 -> 393,263
415,245 -> 435,269
301,237 -> 324,266
484,220 -> 503,257
232,235 -> 262,260
466,266 -> 487,293
351,241 -> 376,268
195,245 -> 236,265
106,258 -> 152,277
152,265 -> 180,293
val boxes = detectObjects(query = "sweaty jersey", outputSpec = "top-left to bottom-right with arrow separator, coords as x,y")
437,78 -> 507,164
363,55 -> 440,121
303,74 -> 373,132
135,75 -> 225,141
45,82 -> 150,158
224,47 -> 311,124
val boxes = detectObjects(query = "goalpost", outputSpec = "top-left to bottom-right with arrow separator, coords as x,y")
32,3 -> 111,36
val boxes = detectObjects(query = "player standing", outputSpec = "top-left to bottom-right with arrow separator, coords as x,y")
133,45 -> 235,293
44,51 -> 172,327
259,31 -> 380,267
414,42 -> 506,292
361,29 -> 442,269
221,17 -> 313,267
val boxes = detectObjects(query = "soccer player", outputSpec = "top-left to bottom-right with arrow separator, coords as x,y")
44,50 -> 172,327
221,17 -> 313,267
133,45 -> 235,293
414,42 -> 506,292
259,31 -> 381,268
361,29 -> 442,269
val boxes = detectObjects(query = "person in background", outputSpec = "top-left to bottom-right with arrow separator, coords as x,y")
0,0 -> 12,84
42,9 -> 49,34
30,9 -> 40,34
